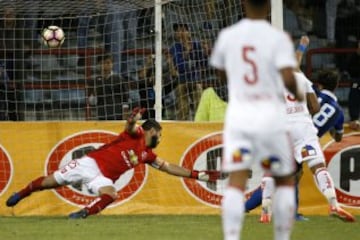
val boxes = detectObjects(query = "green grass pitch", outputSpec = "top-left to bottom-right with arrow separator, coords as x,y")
0,215 -> 358,240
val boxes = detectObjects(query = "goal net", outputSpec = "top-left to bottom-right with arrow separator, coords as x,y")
0,0 -> 249,121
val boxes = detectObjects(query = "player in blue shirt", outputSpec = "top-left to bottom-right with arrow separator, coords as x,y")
313,70 -> 344,141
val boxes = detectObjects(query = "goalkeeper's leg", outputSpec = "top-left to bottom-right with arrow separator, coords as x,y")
6,175 -> 60,207
69,186 -> 116,219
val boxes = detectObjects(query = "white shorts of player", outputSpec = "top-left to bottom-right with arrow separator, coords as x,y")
53,156 -> 113,195
290,122 -> 325,168
223,128 -> 295,177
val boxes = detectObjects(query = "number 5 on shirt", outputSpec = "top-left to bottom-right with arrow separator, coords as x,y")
242,46 -> 258,84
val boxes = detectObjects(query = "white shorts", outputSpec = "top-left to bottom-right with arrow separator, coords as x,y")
293,135 -> 325,168
290,122 -> 325,168
53,156 -> 114,195
223,128 -> 295,177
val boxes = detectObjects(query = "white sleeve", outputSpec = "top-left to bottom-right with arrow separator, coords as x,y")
210,30 -> 226,70
304,77 -> 315,93
295,72 -> 315,93
273,32 -> 297,70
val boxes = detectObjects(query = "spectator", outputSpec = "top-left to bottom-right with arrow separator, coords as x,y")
162,51 -> 179,119
349,81 -> 360,130
195,1 -> 222,45
283,0 -> 305,38
169,23 -> 208,120
196,0 -> 222,90
335,0 -> 360,48
125,74 -> 141,114
0,6 -> 31,121
87,54 -> 128,120
77,0 -> 138,74
347,41 -> 360,130
136,51 -> 179,120
222,0 -> 243,27
138,54 -> 156,119
326,0 -> 342,45
194,79 -> 227,122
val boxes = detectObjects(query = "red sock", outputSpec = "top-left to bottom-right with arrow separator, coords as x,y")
18,176 -> 45,198
85,194 -> 114,216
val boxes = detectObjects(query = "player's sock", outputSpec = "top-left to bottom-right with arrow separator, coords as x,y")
314,167 -> 338,207
245,187 -> 262,212
222,187 -> 245,240
85,194 -> 114,216
260,177 -> 274,221
295,182 -> 299,213
18,176 -> 46,198
7,176 -> 46,207
262,177 -> 275,199
273,186 -> 295,240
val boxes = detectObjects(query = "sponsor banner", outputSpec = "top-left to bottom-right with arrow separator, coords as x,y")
323,133 -> 360,208
0,122 -> 222,215
298,128 -> 360,215
180,132 -> 263,208
0,122 -> 359,216
0,144 -> 12,197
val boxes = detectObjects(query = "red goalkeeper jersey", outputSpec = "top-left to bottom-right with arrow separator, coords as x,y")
87,127 -> 157,182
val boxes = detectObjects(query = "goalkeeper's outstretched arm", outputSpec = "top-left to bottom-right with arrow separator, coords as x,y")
151,157 -> 221,182
125,107 -> 146,135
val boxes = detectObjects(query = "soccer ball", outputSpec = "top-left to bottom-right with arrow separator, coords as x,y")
41,26 -> 65,48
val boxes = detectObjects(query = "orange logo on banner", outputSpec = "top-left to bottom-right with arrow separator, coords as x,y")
323,133 -> 360,208
45,131 -> 147,207
180,132 -> 263,207
0,144 -> 12,197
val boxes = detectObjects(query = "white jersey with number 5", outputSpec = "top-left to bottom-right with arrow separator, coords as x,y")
210,19 -> 297,133
210,19 -> 297,175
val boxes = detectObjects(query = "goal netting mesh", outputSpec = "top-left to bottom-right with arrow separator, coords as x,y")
0,0 -> 247,121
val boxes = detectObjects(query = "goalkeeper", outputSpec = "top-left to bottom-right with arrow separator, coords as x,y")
6,107 -> 221,218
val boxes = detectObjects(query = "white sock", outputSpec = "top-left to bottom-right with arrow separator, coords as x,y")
273,186 -> 295,240
314,167 -> 338,207
261,177 -> 275,214
222,187 -> 245,240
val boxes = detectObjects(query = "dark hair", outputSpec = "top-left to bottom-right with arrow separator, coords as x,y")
317,70 -> 339,91
248,0 -> 268,7
97,53 -> 113,64
173,23 -> 189,32
142,119 -> 162,131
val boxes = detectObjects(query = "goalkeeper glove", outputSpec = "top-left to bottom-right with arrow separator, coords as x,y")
190,170 -> 221,182
127,107 -> 146,123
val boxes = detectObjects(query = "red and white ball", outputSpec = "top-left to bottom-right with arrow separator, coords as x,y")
41,26 -> 65,48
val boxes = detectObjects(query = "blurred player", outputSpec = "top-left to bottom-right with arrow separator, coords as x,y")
260,71 -> 355,223
259,36 -> 316,223
6,107 -> 220,218
259,37 -> 355,223
313,70 -> 344,141
210,0 -> 303,239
